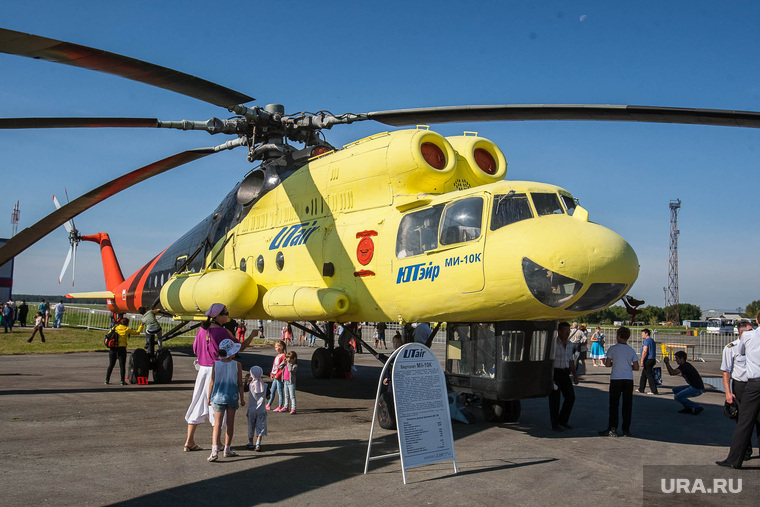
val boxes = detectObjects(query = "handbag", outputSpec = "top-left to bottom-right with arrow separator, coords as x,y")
104,327 -> 118,348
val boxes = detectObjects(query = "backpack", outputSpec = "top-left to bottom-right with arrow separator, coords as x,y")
104,327 -> 118,348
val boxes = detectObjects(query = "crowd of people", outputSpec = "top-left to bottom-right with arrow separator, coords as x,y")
0,299 -> 69,340
178,316 -> 405,461
15,300 -> 748,469
182,305 -> 315,462
552,322 -> 709,435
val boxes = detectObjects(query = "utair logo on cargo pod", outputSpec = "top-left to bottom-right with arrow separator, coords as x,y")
269,221 -> 320,250
396,262 -> 440,284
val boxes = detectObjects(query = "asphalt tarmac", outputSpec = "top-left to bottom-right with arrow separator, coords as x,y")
0,344 -> 755,506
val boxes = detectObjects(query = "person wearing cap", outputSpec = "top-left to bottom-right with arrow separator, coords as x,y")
207,338 -> 244,462
721,320 -> 760,460
246,365 -> 268,451
718,312 -> 760,469
183,303 -> 257,453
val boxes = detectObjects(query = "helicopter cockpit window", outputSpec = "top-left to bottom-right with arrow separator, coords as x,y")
491,193 -> 533,231
396,204 -> 444,258
532,193 -> 564,216
440,197 -> 483,246
560,194 -> 577,216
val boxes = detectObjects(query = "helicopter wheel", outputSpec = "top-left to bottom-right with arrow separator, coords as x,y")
331,347 -> 352,377
128,348 -> 149,384
377,391 -> 397,430
502,400 -> 521,423
482,400 -> 521,423
152,348 -> 173,384
311,348 -> 334,379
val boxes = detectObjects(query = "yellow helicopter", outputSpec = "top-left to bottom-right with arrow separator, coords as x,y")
2,28 -> 759,419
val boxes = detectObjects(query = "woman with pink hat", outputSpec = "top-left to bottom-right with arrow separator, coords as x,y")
183,303 -> 256,452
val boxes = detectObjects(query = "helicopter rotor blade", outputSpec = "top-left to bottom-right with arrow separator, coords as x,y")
71,242 -> 77,287
0,118 -> 160,129
63,188 -> 77,232
58,245 -> 73,285
0,137 -> 244,266
52,195 -> 73,233
365,104 -> 760,129
0,27 -> 253,108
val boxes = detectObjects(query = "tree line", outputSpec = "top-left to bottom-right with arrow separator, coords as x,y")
579,303 -> 702,326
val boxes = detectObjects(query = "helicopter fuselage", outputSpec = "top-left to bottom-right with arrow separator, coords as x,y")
100,127 -> 639,326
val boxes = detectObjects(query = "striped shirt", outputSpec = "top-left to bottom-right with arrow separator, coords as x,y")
554,339 -> 574,369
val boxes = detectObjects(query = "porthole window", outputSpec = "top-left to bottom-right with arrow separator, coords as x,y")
256,255 -> 264,273
276,251 -> 284,271
240,258 -> 247,272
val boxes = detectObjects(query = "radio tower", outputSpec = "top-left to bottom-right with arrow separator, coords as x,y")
666,199 -> 681,324
11,201 -> 20,237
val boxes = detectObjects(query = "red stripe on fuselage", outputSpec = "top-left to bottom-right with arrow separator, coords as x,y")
109,249 -> 167,313
131,248 -> 168,309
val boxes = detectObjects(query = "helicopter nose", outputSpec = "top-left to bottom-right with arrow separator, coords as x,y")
489,214 -> 639,313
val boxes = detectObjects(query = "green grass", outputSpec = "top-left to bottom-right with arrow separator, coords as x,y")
0,326 -> 271,355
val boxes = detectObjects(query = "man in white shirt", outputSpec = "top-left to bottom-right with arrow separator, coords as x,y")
599,326 -> 639,437
721,321 -> 759,460
718,313 -> 760,469
549,322 -> 579,431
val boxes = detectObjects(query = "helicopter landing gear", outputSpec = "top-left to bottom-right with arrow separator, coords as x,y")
310,346 -> 352,378
482,399 -> 521,423
152,348 -> 173,384
128,334 -> 174,384
128,348 -> 149,384
377,391 -> 396,430
311,348 -> 333,379
331,347 -> 352,377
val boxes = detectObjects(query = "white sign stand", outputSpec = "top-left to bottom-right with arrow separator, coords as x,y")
364,343 -> 457,484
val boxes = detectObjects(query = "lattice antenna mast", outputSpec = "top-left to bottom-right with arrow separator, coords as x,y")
11,201 -> 19,237
666,199 -> 681,324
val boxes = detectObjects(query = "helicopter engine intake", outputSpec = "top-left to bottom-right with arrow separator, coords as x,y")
446,135 -> 507,189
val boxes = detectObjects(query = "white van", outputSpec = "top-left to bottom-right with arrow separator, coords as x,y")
707,318 -> 735,334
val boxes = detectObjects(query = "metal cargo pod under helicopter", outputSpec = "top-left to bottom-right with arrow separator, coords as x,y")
444,321 -> 558,423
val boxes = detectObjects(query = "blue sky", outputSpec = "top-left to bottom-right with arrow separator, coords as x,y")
1,1 -> 759,312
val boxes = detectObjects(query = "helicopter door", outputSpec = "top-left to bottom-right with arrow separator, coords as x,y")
438,197 -> 485,293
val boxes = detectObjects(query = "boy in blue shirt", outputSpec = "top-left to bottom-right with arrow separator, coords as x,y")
637,328 -> 659,394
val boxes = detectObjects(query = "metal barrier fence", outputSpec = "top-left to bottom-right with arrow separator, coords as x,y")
597,326 -> 734,362
33,304 -> 432,346
31,307 -> 734,357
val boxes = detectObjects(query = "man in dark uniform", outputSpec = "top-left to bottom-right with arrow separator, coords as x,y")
717,313 -> 760,469
549,321 -> 579,431
17,301 -> 28,327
